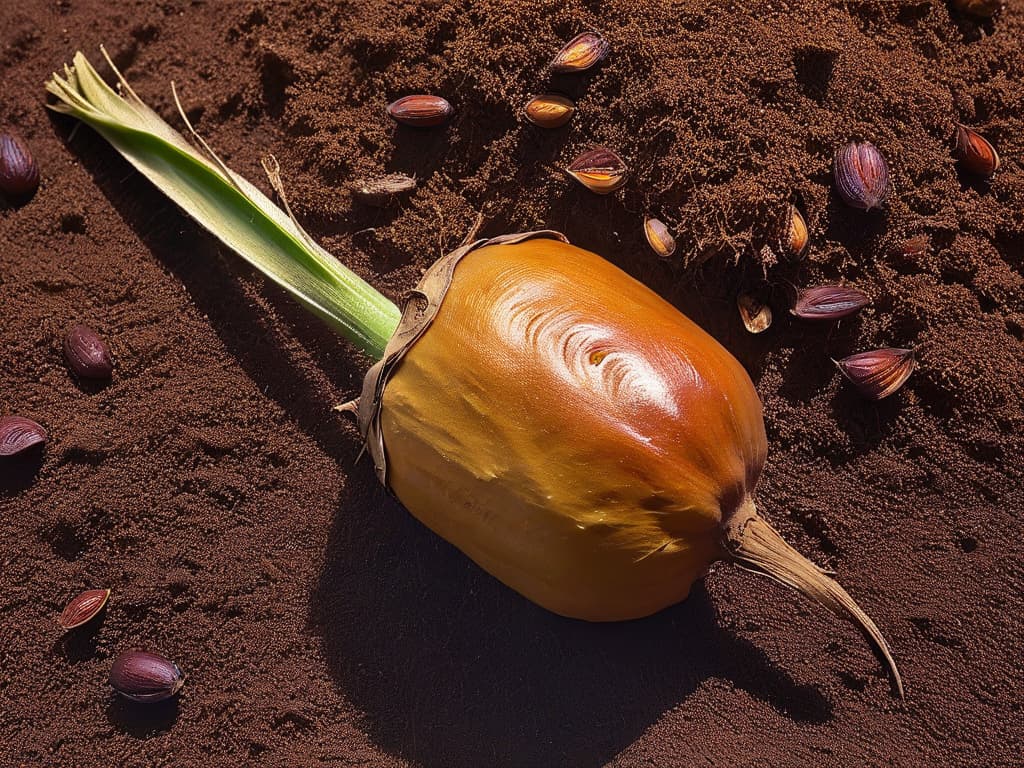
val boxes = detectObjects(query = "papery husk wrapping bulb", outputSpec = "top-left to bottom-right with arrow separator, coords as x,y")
354,231 -> 903,696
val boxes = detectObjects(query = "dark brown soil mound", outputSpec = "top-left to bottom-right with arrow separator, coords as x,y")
2,1 -> 1022,766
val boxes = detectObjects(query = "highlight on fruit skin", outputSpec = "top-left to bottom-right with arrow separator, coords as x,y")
46,51 -> 904,698
359,233 -> 903,696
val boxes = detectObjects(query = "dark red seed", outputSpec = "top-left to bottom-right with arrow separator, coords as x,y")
109,650 -> 185,703
0,415 -> 47,457
835,348 -> 915,400
0,130 -> 40,203
63,325 -> 114,379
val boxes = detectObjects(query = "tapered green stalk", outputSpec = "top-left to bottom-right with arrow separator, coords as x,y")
46,50 -> 401,359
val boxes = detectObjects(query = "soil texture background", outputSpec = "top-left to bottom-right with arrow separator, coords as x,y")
2,1 -> 1023,766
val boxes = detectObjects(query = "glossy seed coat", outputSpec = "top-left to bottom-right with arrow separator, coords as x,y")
836,348 -> 915,400
0,130 -> 40,203
59,589 -> 111,629
109,650 -> 184,703
549,32 -> 610,73
386,95 -> 453,127
954,124 -> 1000,177
0,415 -> 47,457
566,147 -> 628,194
524,94 -> 576,128
834,141 -> 890,210
792,285 -> 870,320
63,324 -> 114,379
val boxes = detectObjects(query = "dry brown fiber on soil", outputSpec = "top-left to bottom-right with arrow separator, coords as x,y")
2,1 -> 1023,767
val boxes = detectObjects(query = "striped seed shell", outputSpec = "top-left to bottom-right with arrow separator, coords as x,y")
836,348 -> 915,400
792,285 -> 869,320
386,95 -> 453,127
834,141 -> 890,210
59,589 -> 111,630
566,147 -> 627,194
954,124 -> 1000,177
0,415 -> 47,457
549,32 -> 610,73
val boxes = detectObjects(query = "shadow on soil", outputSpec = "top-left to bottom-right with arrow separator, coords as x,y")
51,113 -> 831,767
311,465 -> 833,768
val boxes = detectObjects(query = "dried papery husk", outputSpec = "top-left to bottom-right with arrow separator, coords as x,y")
350,173 -> 417,207
353,231 -> 902,695
836,348 -> 915,400
737,293 -> 772,333
954,124 -> 1000,177
792,285 -> 869,321
566,147 -> 628,194
549,32 -> 610,73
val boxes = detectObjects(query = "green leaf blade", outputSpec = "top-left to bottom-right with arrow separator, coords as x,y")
46,52 -> 401,359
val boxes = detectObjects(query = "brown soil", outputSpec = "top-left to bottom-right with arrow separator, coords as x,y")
2,1 -> 1023,766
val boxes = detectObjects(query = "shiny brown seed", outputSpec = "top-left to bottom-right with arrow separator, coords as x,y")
63,325 -> 113,379
59,588 -> 111,630
549,32 -> 610,73
952,0 -> 1003,17
643,217 -> 676,258
566,147 -> 628,194
109,650 -> 185,703
385,95 -> 453,127
954,124 -> 1000,177
791,285 -> 870,320
0,130 -> 40,204
0,415 -> 47,457
350,173 -> 417,207
524,94 -> 576,128
737,293 -> 772,334
786,205 -> 808,257
835,348 -> 915,400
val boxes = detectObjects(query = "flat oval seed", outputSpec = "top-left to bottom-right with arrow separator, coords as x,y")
59,588 -> 111,629
524,94 -> 576,128
386,95 -> 453,127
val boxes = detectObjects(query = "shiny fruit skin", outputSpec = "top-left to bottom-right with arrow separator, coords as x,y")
379,239 -> 767,621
